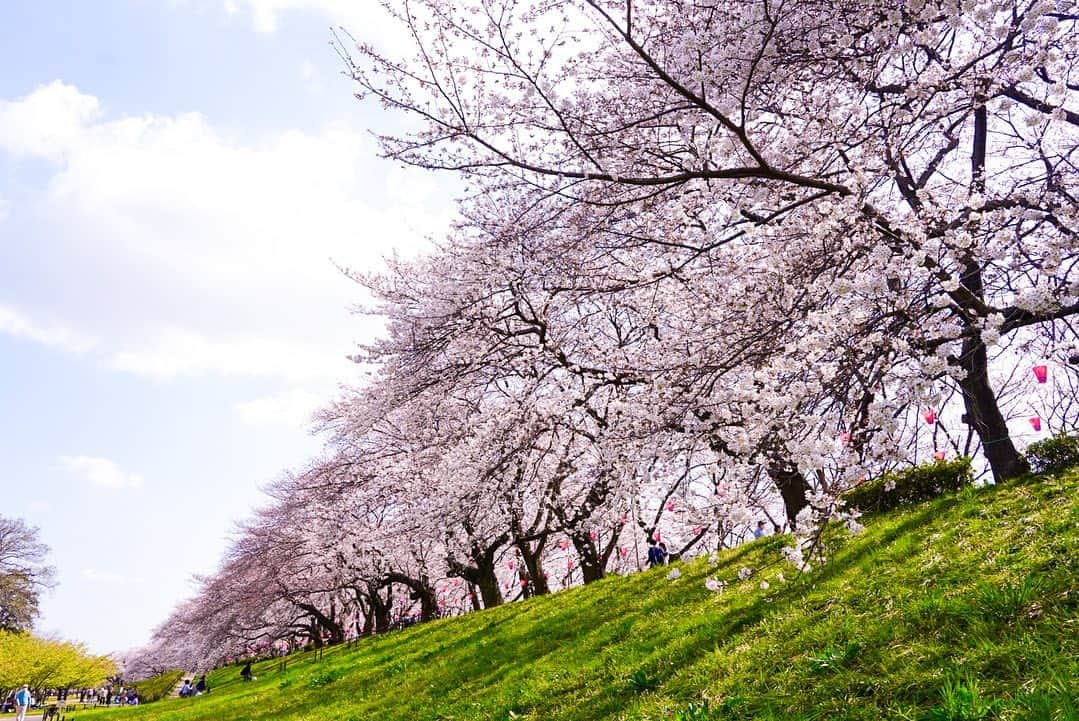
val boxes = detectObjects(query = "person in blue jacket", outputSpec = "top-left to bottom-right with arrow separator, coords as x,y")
646,539 -> 668,568
14,684 -> 32,721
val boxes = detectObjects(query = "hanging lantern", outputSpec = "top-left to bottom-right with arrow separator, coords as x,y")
620,513 -> 628,525
693,525 -> 702,535
933,450 -> 946,461
567,559 -> 574,570
1030,416 -> 1042,432
589,529 -> 598,541
923,408 -> 936,425
559,539 -> 569,550
655,530 -> 661,542
619,546 -> 629,557
839,432 -> 851,445
1033,365 -> 1048,384
508,560 -> 515,570
520,579 -> 528,587
666,501 -> 676,511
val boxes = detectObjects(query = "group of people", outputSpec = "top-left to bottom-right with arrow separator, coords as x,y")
80,685 -> 140,706
177,676 -> 207,697
2,683 -> 140,719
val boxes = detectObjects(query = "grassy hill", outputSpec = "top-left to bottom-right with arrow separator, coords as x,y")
84,467 -> 1077,721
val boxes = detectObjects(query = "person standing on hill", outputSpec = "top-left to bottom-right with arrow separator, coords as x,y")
14,684 -> 31,721
647,539 -> 668,568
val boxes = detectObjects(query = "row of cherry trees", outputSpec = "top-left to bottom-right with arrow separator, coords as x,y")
129,0 -> 1078,670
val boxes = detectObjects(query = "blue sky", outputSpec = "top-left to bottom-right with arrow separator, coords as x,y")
0,0 -> 452,655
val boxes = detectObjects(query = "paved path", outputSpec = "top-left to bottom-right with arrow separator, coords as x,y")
170,670 -> 199,698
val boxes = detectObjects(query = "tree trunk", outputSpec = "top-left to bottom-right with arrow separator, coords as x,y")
958,335 -> 1029,481
571,535 -> 607,584
474,565 -> 502,608
767,458 -> 809,529
515,540 -> 550,596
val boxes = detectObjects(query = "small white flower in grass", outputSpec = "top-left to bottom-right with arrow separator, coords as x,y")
759,581 -> 770,590
884,480 -> 896,492
708,551 -> 720,566
704,577 -> 725,593
738,567 -> 753,581
845,518 -> 866,535
667,568 -> 681,580
776,573 -> 786,583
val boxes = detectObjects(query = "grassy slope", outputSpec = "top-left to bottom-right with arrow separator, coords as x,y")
82,469 -> 1078,721
131,670 -> 184,704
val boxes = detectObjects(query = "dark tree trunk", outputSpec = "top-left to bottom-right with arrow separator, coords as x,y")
516,540 -> 550,596
953,89 -> 1027,482
957,334 -> 1029,481
382,573 -> 439,621
570,531 -> 618,584
767,458 -> 809,529
448,552 -> 503,608
474,565 -> 502,608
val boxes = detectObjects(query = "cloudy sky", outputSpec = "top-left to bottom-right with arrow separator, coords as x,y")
0,0 -> 452,654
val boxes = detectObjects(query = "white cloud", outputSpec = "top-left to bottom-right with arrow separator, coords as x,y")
0,80 -> 102,161
27,500 -> 52,512
60,455 -> 145,490
82,568 -> 138,583
109,328 -> 351,383
235,388 -> 325,427
0,82 -> 449,384
190,0 -> 413,52
0,304 -> 98,353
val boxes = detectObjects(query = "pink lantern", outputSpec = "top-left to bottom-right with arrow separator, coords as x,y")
933,450 -> 946,461
508,560 -> 515,570
567,559 -> 574,570
655,530 -> 661,542
503,583 -> 510,590
559,539 -> 569,551
923,408 -> 936,425
666,502 -> 676,511
693,525 -> 702,535
619,546 -> 629,557
839,432 -> 851,445
1030,416 -> 1042,432
520,579 -> 528,587
1033,365 -> 1048,384
619,513 -> 628,525
589,529 -> 598,541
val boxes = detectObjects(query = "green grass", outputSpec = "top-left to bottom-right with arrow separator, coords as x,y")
75,468 -> 1078,721
130,669 -> 184,704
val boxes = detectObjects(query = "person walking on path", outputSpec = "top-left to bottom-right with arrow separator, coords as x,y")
14,684 -> 31,721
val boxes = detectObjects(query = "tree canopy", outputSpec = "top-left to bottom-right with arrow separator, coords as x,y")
130,0 -> 1079,671
0,515 -> 54,632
